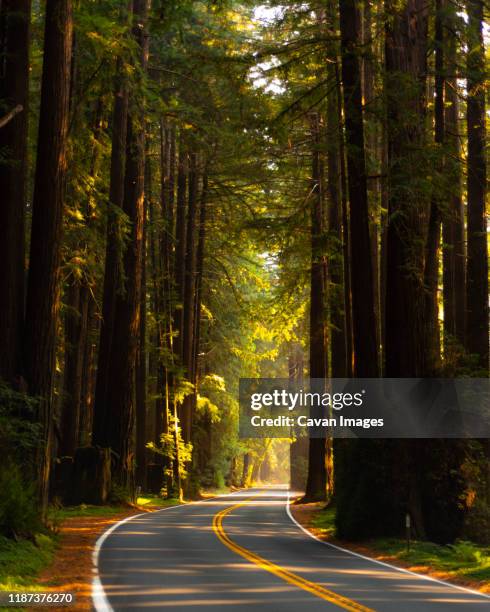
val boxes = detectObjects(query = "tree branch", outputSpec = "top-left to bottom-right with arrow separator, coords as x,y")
0,105 -> 23,129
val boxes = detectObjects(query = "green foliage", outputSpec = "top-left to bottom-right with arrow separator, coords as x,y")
310,505 -> 336,538
147,415 -> 193,483
290,452 -> 308,489
0,385 -> 42,538
108,483 -> 133,505
460,443 -> 490,545
0,465 -> 42,539
420,440 -> 469,544
136,496 -> 182,508
0,533 -> 56,593
0,384 -> 41,463
464,499 -> 490,546
451,541 -> 487,564
335,439 -> 475,545
48,504 -> 127,525
309,505 -> 490,585
371,539 -> 490,585
335,440 -> 406,540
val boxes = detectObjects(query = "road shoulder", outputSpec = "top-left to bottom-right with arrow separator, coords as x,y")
29,499 -> 178,612
289,500 -> 490,596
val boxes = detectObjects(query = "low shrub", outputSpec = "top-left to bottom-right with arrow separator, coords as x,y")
0,463 -> 41,538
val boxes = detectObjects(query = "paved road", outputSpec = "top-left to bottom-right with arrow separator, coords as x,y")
95,487 -> 490,611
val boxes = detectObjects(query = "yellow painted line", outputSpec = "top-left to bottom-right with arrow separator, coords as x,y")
212,497 -> 376,612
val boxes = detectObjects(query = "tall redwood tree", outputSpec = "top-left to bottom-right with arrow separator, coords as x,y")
303,113 -> 328,502
339,0 -> 379,377
104,0 -> 151,489
465,0 -> 488,370
0,1 -> 31,383
23,0 -> 73,508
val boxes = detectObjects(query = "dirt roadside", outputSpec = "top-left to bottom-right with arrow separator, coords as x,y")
29,509 -> 146,612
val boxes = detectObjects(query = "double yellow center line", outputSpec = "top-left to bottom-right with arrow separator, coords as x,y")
212,497 -> 375,612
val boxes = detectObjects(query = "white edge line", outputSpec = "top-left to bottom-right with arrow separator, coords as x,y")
286,489 -> 490,601
92,489 -> 245,612
92,511 -> 145,612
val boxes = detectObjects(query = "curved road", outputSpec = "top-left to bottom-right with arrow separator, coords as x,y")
94,487 -> 490,611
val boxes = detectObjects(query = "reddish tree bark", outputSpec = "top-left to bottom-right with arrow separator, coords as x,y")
465,0 -> 488,369
384,0 -> 429,539
181,152 -> 199,444
104,0 -> 150,489
135,187 -> 148,490
174,137 -> 188,362
384,0 -> 429,377
79,298 -> 97,447
0,0 -> 30,384
327,61 -> 347,378
423,0 -> 445,374
24,0 -> 73,510
339,0 -> 379,377
193,173 -> 208,394
59,280 -> 88,457
92,59 -> 129,447
443,4 -> 465,348
303,113 -> 328,503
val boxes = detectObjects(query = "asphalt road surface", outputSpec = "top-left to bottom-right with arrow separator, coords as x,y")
94,487 -> 490,611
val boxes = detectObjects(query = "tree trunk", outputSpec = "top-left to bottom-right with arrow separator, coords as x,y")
442,3 -> 465,348
335,63 -> 354,377
379,123 -> 389,371
193,173 -> 208,396
79,297 -> 96,447
160,122 -> 176,358
241,453 -> 251,487
0,0 -> 30,384
135,179 -> 149,490
289,344 -> 308,491
59,280 -> 88,457
339,0 -> 379,377
174,138 -> 188,362
327,60 -> 347,378
160,124 -> 176,494
23,0 -> 73,511
92,58 -> 129,446
384,0 -> 429,539
423,0 -> 445,375
181,152 -> 199,444
361,0 -> 381,359
104,0 -> 150,490
303,113 -> 328,503
465,0 -> 488,370
149,174 -> 168,493
61,100 -> 101,458
384,0 -> 429,378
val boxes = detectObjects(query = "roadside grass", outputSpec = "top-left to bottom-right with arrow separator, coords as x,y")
311,506 -> 490,585
136,495 -> 181,508
200,486 -> 232,498
0,496 -> 181,598
367,539 -> 490,584
0,533 -> 57,593
51,496 -> 181,519
52,504 -> 128,520
310,506 -> 336,538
